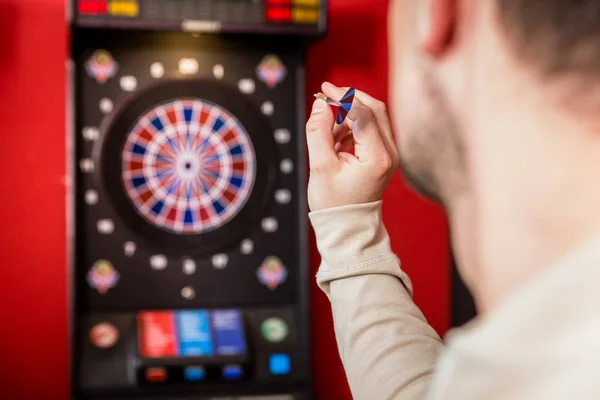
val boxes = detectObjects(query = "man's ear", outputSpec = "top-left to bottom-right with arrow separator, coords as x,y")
417,0 -> 456,57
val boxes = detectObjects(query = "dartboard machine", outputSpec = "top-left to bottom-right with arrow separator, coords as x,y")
68,1 -> 325,399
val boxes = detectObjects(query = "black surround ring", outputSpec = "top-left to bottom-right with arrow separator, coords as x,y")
99,79 -> 278,255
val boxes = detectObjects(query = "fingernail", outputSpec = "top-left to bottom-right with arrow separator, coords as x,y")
312,99 -> 325,114
323,81 -> 335,88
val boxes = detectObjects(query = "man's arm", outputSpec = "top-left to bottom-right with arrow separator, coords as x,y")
310,201 -> 444,400
304,83 -> 444,399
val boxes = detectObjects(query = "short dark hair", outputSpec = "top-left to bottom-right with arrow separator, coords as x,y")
497,0 -> 600,78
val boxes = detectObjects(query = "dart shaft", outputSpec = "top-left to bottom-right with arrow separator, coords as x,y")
314,92 -> 343,107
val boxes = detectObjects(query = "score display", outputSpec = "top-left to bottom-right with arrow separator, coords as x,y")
138,309 -> 247,359
74,0 -> 325,34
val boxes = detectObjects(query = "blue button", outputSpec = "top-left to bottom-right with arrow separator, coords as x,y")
222,364 -> 243,380
269,353 -> 291,376
211,310 -> 247,356
184,366 -> 206,382
176,311 -> 214,357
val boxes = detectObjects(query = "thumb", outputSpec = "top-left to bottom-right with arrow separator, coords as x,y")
306,98 -> 339,171
345,106 -> 389,164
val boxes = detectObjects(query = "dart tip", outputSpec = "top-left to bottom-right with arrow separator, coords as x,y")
314,92 -> 328,101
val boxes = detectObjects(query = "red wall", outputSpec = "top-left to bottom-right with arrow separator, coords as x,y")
0,0 -> 448,399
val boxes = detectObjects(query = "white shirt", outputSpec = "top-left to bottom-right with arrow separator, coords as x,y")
309,200 -> 600,400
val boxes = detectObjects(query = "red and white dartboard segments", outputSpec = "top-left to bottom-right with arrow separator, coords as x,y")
122,99 -> 256,234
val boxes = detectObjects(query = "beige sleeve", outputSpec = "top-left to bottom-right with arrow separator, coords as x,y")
309,201 -> 444,400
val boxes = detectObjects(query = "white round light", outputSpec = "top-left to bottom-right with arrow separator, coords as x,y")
212,254 -> 229,269
181,286 -> 195,300
80,158 -> 94,173
82,126 -> 99,141
97,219 -> 114,234
280,159 -> 294,174
261,101 -> 274,116
238,79 -> 255,94
240,239 -> 254,255
120,76 -> 137,92
275,189 -> 292,204
261,217 -> 278,233
124,241 -> 136,257
274,129 -> 291,144
213,64 -> 224,80
178,58 -> 199,75
150,62 -> 164,79
99,98 -> 113,114
182,258 -> 196,275
150,255 -> 168,270
85,190 -> 98,205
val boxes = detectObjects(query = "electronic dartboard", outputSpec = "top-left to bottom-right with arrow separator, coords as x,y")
69,1 -> 325,399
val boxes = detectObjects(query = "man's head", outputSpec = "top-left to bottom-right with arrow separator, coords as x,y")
389,0 -> 600,204
388,0 -> 600,307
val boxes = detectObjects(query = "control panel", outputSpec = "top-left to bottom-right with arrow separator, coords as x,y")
80,307 -> 303,392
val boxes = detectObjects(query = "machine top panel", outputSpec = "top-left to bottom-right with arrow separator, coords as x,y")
72,0 -> 326,35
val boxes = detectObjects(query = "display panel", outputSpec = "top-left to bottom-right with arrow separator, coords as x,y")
138,309 -> 247,359
73,0 -> 326,34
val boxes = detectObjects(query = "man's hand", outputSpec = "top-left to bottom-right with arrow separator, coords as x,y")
306,82 -> 399,212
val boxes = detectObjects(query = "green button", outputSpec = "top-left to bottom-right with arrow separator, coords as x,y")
261,317 -> 288,343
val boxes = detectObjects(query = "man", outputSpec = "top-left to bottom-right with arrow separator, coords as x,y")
305,0 -> 600,399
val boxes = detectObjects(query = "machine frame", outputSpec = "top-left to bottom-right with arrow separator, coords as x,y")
67,1 -> 327,398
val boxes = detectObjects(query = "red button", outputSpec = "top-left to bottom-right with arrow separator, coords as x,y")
267,0 -> 292,4
137,311 -> 178,358
146,367 -> 167,383
266,7 -> 292,22
78,0 -> 108,14
89,322 -> 119,349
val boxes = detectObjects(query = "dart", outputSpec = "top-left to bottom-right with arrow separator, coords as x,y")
314,87 -> 356,124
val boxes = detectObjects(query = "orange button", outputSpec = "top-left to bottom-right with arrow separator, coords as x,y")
292,7 -> 319,24
109,0 -> 138,17
146,367 -> 167,383
294,0 -> 319,6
